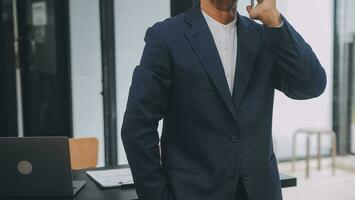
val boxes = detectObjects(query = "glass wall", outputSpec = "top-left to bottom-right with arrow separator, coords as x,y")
114,0 -> 171,164
69,0 -> 105,166
344,1 -> 355,154
272,0 -> 333,160
68,0 -> 173,166
335,0 -> 355,154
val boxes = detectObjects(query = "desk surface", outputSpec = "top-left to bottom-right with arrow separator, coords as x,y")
4,167 -> 297,200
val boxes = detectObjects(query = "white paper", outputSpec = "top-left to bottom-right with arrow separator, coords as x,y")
86,168 -> 134,187
32,2 -> 47,26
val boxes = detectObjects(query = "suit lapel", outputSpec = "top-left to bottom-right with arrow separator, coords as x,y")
233,15 -> 260,111
183,6 -> 238,123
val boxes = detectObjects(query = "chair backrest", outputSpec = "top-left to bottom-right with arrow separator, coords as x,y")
69,137 -> 99,170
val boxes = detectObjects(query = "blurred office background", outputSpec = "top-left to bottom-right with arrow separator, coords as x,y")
0,0 -> 354,199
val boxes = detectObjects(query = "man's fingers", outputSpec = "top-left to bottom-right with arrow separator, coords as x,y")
246,5 -> 252,13
246,6 -> 260,19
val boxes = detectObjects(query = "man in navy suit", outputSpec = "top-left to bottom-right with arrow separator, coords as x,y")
121,0 -> 326,199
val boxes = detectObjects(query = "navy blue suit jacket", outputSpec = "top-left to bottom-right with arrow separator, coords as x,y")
121,5 -> 326,200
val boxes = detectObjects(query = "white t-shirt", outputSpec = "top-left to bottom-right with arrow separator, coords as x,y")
202,11 -> 237,94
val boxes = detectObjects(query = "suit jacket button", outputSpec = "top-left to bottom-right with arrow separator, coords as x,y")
229,135 -> 238,143
243,176 -> 251,181
241,173 -> 251,181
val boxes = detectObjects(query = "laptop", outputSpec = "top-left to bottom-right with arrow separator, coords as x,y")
0,137 -> 86,198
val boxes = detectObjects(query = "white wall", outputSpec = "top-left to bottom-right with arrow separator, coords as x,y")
274,0 -> 333,160
114,0 -> 171,164
69,0 -> 105,166
238,0 -> 333,160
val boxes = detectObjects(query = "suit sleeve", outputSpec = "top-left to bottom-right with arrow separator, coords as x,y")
265,16 -> 327,99
121,26 -> 173,200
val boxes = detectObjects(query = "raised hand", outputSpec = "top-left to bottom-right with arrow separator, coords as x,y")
246,0 -> 282,27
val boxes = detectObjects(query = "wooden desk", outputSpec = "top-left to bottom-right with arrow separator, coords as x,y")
3,167 -> 297,200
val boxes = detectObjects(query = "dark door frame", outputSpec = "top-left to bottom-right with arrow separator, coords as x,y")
0,0 -> 18,137
16,0 -> 73,137
171,0 -> 199,16
332,0 -> 340,154
171,0 -> 194,16
349,37 -> 355,155
332,0 -> 355,155
99,0 -> 118,166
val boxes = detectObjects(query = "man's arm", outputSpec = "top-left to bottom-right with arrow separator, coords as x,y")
121,26 -> 173,200
247,0 -> 326,99
266,19 -> 327,99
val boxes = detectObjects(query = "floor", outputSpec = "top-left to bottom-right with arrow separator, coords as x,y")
279,157 -> 355,200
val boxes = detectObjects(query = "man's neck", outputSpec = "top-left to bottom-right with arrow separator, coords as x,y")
200,0 -> 237,25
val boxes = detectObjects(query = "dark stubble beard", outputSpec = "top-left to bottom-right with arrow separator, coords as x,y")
208,0 -> 237,11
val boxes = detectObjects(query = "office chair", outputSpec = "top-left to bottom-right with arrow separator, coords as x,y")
69,137 -> 99,170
